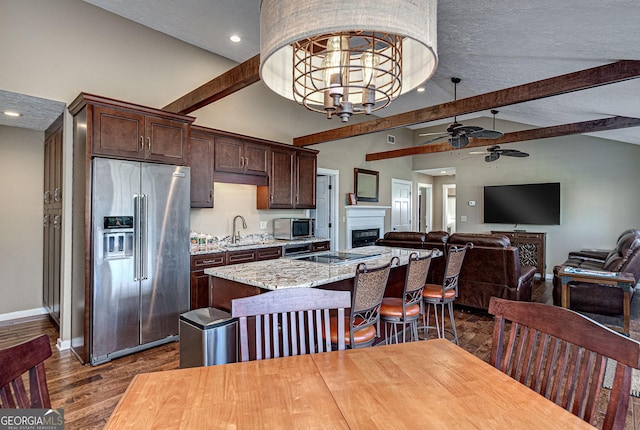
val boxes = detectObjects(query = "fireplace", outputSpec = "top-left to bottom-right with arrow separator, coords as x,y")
351,228 -> 380,248
345,205 -> 390,248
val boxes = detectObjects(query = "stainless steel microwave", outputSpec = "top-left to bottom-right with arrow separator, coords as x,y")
273,218 -> 315,240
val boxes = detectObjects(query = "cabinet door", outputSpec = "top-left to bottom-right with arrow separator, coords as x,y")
268,148 -> 295,208
244,142 -> 269,176
296,152 -> 317,208
189,133 -> 214,208
92,105 -> 145,159
52,130 -> 63,210
190,271 -> 211,310
214,136 -> 245,174
145,115 -> 188,165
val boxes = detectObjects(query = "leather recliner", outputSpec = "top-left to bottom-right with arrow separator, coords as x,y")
552,229 -> 640,316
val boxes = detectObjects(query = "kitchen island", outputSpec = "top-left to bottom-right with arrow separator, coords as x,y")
205,246 -> 440,311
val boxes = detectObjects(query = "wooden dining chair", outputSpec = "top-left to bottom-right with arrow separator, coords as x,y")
0,334 -> 52,409
488,297 -> 640,430
380,252 -> 432,343
327,257 -> 398,349
231,288 -> 351,362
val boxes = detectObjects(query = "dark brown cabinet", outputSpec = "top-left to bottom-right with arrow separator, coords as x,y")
492,230 -> 547,278
214,136 -> 268,176
312,241 -> 331,252
43,114 -> 63,326
190,253 -> 226,310
257,148 -> 317,209
188,246 -> 283,310
74,94 -> 193,165
189,131 -> 215,208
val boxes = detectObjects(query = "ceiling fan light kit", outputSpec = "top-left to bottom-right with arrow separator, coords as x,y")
259,0 -> 438,122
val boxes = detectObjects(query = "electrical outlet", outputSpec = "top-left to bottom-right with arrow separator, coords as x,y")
460,215 -> 468,222
260,221 -> 267,230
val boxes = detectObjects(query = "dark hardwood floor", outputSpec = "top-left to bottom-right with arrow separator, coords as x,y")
1,279 -> 638,429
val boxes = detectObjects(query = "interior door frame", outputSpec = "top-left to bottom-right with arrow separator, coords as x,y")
313,168 -> 340,251
442,183 -> 456,234
391,178 -> 413,232
417,183 -> 433,232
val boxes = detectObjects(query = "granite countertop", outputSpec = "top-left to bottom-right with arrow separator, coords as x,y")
191,237 -> 328,255
204,246 -> 442,291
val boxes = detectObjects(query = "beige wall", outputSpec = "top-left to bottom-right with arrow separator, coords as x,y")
413,118 -> 640,276
0,126 -> 44,314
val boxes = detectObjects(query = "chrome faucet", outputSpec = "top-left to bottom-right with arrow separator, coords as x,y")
231,215 -> 247,244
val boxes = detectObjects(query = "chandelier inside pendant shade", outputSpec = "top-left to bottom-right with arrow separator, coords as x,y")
259,0 -> 438,122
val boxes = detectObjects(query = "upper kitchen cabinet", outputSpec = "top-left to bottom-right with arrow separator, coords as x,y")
189,128 -> 215,208
257,147 -> 318,209
69,93 -> 194,165
214,135 -> 268,178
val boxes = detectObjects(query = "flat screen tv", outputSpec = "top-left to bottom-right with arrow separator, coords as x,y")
483,182 -> 560,225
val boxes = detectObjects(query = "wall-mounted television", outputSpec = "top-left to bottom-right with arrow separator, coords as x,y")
483,182 -> 560,225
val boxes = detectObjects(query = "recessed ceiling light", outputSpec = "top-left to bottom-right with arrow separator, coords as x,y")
3,110 -> 22,117
416,87 -> 425,93
230,35 -> 241,43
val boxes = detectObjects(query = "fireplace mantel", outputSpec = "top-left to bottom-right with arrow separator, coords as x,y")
345,206 -> 391,249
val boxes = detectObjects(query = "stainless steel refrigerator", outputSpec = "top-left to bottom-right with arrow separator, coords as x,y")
90,157 -> 190,365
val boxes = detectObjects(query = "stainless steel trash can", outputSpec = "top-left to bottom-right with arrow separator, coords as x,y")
179,308 -> 238,368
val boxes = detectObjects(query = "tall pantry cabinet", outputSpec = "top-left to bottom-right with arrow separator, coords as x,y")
43,114 -> 63,326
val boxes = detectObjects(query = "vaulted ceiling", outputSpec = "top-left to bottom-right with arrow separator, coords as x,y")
81,0 -> 640,148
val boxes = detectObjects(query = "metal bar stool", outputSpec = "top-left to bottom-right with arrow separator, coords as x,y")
418,242 -> 472,344
380,252 -> 432,344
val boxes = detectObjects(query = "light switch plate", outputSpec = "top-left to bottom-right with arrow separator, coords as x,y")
460,215 -> 468,222
260,221 -> 267,230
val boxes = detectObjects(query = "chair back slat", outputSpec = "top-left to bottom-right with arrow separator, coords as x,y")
489,297 -> 640,430
0,334 -> 52,409
232,288 -> 351,362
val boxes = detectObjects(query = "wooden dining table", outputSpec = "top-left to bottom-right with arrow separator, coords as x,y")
105,339 -> 594,429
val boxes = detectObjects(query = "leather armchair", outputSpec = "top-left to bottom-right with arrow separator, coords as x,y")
552,229 -> 640,318
448,233 -> 537,310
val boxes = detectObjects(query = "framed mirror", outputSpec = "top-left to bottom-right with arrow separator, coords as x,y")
354,168 -> 379,202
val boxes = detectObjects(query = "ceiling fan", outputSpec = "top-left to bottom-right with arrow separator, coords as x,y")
418,78 -> 504,149
469,145 -> 530,162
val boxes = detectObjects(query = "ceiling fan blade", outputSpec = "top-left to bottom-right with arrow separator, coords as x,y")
418,131 -> 449,137
449,134 -> 470,149
452,125 -> 483,134
470,129 -> 504,139
485,152 -> 500,162
502,150 -> 530,157
418,135 -> 449,145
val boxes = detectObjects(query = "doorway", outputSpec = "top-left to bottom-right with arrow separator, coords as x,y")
417,183 -> 432,232
391,179 -> 412,231
314,168 -> 339,250
442,184 -> 456,234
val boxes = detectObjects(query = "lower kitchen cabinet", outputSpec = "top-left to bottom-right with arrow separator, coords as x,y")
189,246 -> 283,310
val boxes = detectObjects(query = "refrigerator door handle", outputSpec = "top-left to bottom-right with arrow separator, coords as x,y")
133,194 -> 141,281
140,194 -> 149,280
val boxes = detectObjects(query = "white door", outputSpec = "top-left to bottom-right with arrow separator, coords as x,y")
315,175 -> 331,239
391,179 -> 412,231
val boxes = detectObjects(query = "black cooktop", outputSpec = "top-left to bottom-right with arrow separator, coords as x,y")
295,252 -> 380,265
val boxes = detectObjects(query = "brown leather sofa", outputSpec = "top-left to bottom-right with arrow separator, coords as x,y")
552,229 -> 640,317
448,233 -> 536,310
376,231 -> 536,310
376,231 -> 449,284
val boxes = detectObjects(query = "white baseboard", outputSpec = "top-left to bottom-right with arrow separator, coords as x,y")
57,338 -> 71,351
0,307 -> 48,323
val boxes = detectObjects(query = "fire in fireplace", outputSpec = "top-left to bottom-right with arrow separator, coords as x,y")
351,228 -> 380,248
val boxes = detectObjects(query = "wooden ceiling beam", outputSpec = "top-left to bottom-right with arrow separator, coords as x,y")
163,54 -> 261,114
293,60 -> 640,147
365,116 -> 640,161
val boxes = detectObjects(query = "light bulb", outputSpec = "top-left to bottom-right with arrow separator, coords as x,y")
322,36 -> 343,89
361,51 -> 379,88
